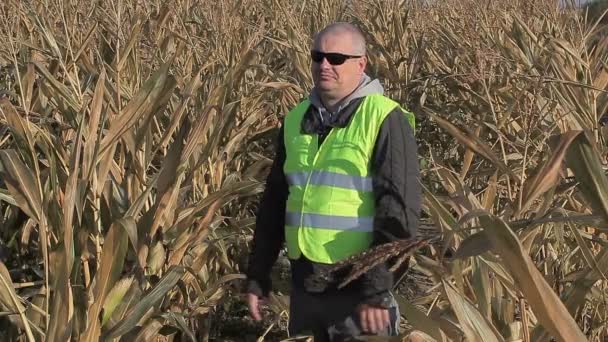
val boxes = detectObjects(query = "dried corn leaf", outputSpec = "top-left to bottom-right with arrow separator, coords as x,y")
102,277 -> 134,326
80,219 -> 129,341
394,294 -> 447,342
443,280 -> 504,342
103,266 -> 186,339
478,214 -> 586,341
519,131 -> 581,213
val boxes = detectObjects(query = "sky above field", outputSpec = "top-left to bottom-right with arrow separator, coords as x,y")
560,0 -> 595,5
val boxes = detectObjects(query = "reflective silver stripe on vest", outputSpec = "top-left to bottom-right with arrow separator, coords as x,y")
286,171 -> 373,192
285,211 -> 373,232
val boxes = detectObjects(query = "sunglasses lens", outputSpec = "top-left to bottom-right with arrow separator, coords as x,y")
311,51 -> 350,65
326,54 -> 347,65
311,51 -> 324,63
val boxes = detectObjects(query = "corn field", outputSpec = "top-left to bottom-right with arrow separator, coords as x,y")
0,0 -> 607,341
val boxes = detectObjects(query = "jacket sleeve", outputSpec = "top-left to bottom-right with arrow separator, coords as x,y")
359,107 -> 421,306
245,126 -> 288,297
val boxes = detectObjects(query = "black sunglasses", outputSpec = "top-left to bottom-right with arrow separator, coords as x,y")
310,50 -> 363,65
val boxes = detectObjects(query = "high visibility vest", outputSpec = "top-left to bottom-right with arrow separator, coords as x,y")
283,94 -> 415,264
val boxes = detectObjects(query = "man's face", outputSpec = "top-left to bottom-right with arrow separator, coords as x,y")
311,32 -> 367,100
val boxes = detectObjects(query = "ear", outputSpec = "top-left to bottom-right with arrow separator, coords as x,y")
357,56 -> 367,74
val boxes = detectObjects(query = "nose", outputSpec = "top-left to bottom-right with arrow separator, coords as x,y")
319,57 -> 332,69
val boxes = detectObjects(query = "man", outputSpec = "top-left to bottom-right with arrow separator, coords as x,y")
246,22 -> 420,341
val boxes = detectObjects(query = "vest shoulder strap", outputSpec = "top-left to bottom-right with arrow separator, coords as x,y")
366,94 -> 416,133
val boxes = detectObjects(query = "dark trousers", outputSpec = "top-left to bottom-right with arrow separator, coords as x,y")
287,287 -> 400,342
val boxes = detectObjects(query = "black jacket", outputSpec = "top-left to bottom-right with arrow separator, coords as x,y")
246,96 -> 421,306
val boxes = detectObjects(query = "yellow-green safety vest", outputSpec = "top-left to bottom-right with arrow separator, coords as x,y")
283,94 -> 415,264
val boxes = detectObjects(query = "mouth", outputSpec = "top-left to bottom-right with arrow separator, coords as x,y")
319,73 -> 334,80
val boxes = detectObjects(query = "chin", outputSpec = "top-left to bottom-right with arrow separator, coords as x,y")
317,81 -> 335,91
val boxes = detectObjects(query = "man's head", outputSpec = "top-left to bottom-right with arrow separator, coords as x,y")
311,22 -> 367,107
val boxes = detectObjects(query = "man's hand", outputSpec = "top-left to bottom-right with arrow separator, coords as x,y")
357,304 -> 389,334
247,293 -> 264,321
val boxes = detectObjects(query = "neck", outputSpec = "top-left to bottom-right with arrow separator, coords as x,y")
319,95 -> 341,112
